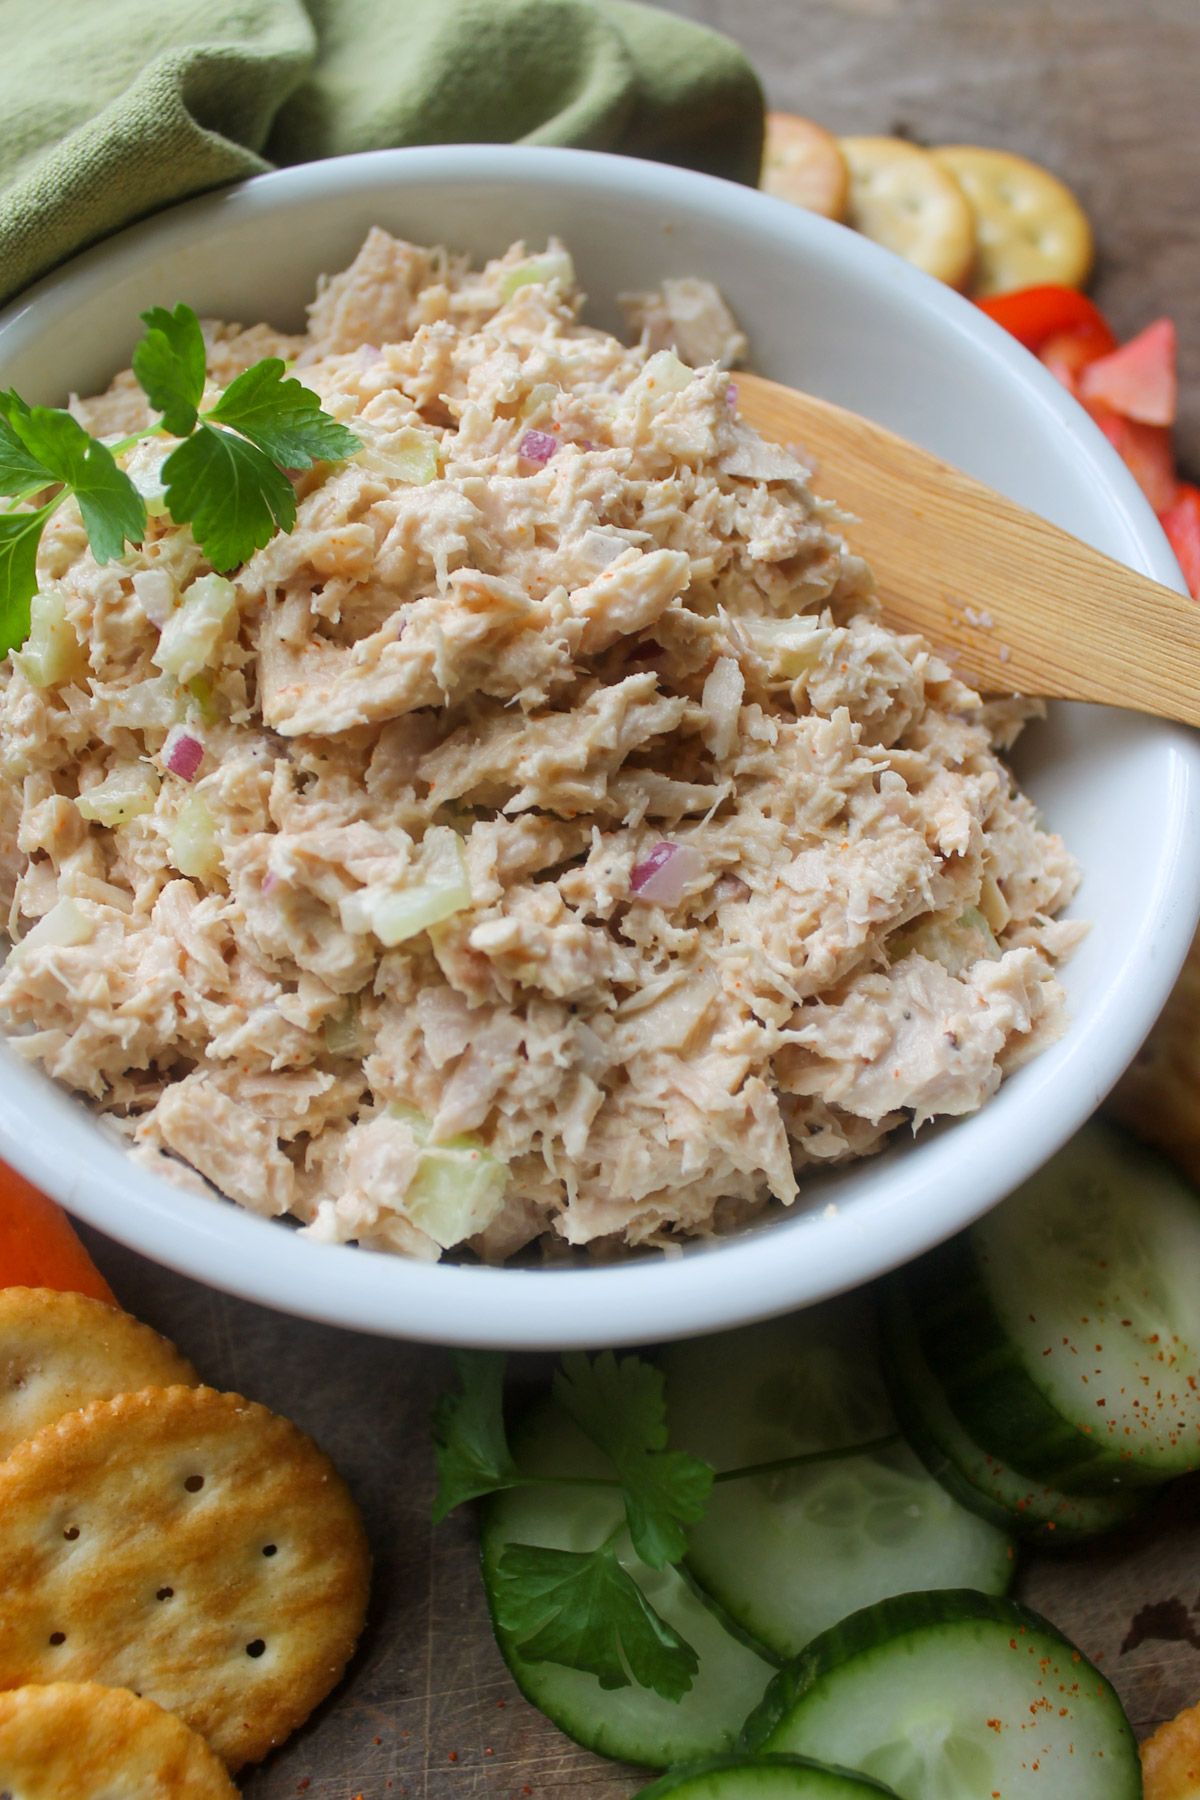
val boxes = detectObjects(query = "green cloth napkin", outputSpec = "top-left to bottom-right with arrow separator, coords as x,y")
0,0 -> 764,308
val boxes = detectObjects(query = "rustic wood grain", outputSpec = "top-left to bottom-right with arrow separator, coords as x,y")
57,6 -> 1200,1795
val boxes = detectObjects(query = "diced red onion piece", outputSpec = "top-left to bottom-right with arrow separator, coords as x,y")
630,841 -> 706,906
164,729 -> 204,782
357,343 -> 383,365
726,383 -> 738,411
262,870 -> 278,896
518,429 -> 558,465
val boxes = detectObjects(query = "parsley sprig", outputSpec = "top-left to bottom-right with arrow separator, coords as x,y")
0,302 -> 361,656
431,1349 -> 899,1704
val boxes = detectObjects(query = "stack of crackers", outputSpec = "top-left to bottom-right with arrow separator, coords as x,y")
761,114 -> 1093,299
0,1286 -> 370,1797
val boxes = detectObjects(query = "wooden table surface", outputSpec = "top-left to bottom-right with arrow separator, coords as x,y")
77,4 -> 1200,1794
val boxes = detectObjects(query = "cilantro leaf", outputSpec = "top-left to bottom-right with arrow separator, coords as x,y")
206,359 -> 361,469
494,1541 -> 699,1699
554,1352 -> 713,1568
133,303 -> 207,437
162,423 -> 297,571
0,504 -> 54,656
431,1350 -> 519,1522
0,395 -> 58,496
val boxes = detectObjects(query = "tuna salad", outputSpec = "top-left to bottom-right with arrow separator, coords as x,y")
0,230 -> 1084,1262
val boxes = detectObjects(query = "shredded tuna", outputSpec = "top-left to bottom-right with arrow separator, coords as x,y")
0,229 -> 1082,1262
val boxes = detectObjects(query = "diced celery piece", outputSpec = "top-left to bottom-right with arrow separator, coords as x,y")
76,762 -> 160,827
623,349 -> 695,415
111,674 -> 184,732
742,614 -> 828,679
384,1102 -> 508,1247
405,1142 -> 509,1248
354,425 -> 438,484
153,573 -> 238,684
339,828 -> 470,947
323,999 -> 367,1058
15,589 -> 88,690
186,674 -> 221,726
890,904 -> 1000,978
17,897 -> 94,953
500,248 -> 576,300
168,794 -> 221,880
519,382 -> 559,424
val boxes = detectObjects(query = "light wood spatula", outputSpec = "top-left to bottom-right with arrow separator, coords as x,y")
736,370 -> 1200,725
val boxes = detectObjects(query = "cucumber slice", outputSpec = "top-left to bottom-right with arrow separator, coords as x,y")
748,1589 -> 1141,1800
480,1400 -> 775,1767
904,1119 -> 1200,1493
662,1302 -> 1014,1659
635,1752 -> 902,1798
878,1278 -> 1146,1543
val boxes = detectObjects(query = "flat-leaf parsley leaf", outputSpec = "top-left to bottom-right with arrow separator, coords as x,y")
554,1352 -> 713,1568
162,424 -> 298,574
431,1350 -> 520,1521
0,301 -> 361,655
493,1541 -> 699,1699
131,303 -> 207,437
206,358 -> 363,469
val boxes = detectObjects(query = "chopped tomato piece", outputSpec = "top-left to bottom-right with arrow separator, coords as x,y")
1079,318 -> 1177,426
0,1161 -> 117,1303
1161,484 -> 1200,601
1087,402 -> 1180,515
1038,326 -> 1114,396
977,285 -> 1118,356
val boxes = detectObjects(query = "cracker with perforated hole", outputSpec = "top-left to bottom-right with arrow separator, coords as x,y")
838,135 -> 976,288
1142,1698 -> 1200,1799
761,112 -> 850,220
0,1385 -> 371,1769
931,144 -> 1093,297
0,1286 -> 198,1458
0,1681 -> 238,1799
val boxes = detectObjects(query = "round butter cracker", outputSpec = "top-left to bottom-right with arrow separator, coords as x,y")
761,113 -> 850,220
838,136 -> 976,288
0,1385 -> 371,1770
0,1285 -> 198,1458
0,1681 -> 238,1799
932,144 -> 1093,297
1141,1697 -> 1200,1799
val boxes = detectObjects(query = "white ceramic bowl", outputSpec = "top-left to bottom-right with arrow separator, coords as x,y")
1,145 -> 1198,1347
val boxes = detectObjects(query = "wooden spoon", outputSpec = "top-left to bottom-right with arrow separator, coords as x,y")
736,370 -> 1200,724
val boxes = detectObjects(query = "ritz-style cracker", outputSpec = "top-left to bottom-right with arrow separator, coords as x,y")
0,1681 -> 239,1798
1142,1697 -> 1200,1800
0,1384 -> 371,1769
0,1285 -> 198,1457
838,135 -> 976,288
761,113 -> 850,220
932,144 -> 1093,297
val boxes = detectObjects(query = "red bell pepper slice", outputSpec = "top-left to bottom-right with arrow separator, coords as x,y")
1160,484 -> 1200,601
0,1160 -> 117,1303
1087,403 -> 1180,516
977,285 -> 1118,356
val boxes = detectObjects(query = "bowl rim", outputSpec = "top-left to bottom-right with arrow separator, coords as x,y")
1,141 -> 1198,1348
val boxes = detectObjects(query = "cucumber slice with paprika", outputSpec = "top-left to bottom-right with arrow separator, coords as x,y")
480,1400 -> 775,1768
745,1589 -> 1140,1800
662,1301 -> 1014,1658
901,1119 -> 1200,1493
634,1753 -> 901,1799
878,1276 -> 1146,1542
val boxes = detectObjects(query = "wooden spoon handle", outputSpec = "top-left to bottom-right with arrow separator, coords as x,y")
736,370 -> 1200,723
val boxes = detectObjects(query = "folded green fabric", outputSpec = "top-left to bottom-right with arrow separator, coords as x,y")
0,0 -> 764,308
